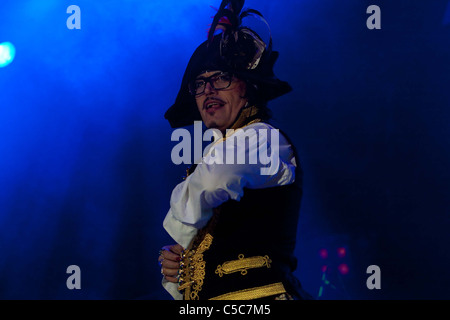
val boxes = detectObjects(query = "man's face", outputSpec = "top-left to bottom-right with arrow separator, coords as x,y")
194,71 -> 247,132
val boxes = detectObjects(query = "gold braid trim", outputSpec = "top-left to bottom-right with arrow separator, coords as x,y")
209,282 -> 287,300
215,254 -> 272,277
178,233 -> 213,300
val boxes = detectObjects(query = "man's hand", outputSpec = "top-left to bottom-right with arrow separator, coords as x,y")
158,244 -> 184,283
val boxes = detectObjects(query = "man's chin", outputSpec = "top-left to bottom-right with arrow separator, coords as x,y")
206,123 -> 228,134
205,120 -> 221,130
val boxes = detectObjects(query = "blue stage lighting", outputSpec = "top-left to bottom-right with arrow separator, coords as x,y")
0,42 -> 16,68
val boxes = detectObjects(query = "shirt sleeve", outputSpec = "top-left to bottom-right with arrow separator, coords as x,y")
163,122 -> 297,250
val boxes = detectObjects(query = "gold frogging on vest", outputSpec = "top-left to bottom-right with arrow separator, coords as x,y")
177,233 -> 213,300
215,254 -> 272,277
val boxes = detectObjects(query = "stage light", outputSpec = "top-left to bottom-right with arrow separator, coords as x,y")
319,248 -> 328,259
337,247 -> 346,258
0,42 -> 16,68
338,263 -> 349,275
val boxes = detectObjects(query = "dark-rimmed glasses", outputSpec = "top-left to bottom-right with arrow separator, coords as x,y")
189,72 -> 233,96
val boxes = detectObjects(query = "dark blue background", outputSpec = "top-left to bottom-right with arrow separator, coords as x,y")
0,0 -> 449,299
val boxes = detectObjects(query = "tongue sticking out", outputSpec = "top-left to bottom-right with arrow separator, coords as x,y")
205,100 -> 225,112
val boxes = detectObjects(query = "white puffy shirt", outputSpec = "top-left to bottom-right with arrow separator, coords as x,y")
162,122 -> 297,299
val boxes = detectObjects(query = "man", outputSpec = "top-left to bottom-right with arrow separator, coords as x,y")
158,0 -> 311,300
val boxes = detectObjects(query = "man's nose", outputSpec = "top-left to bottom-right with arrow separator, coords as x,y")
204,81 -> 216,95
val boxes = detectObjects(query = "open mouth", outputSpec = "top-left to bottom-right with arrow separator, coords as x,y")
204,98 -> 225,111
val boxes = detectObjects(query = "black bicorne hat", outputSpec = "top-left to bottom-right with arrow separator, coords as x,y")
164,0 -> 292,128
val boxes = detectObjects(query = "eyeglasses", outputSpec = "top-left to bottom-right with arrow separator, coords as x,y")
189,72 -> 233,96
